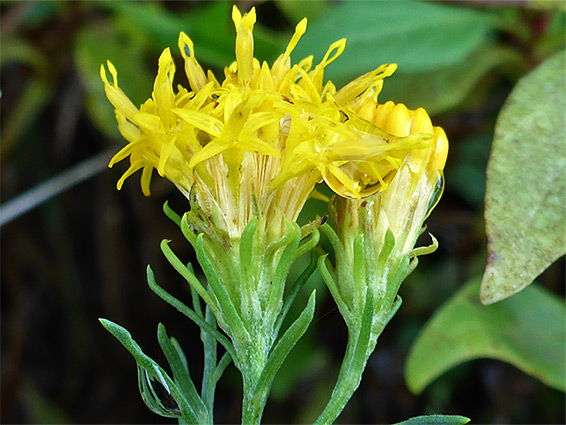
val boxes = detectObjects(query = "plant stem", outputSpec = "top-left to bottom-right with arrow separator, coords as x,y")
241,376 -> 267,425
314,330 -> 366,425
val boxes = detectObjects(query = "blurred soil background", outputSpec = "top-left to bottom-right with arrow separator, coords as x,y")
1,1 -> 564,424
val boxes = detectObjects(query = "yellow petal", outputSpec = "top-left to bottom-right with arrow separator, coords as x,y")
109,143 -> 135,168
158,134 -> 177,176
430,127 -> 449,172
140,166 -> 153,196
410,108 -> 434,134
384,103 -> 411,137
239,136 -> 281,157
178,32 -> 208,92
334,64 -> 396,105
116,162 -> 143,190
153,48 -> 177,128
233,6 -> 256,84
100,62 -> 140,121
188,139 -> 229,168
173,108 -> 223,137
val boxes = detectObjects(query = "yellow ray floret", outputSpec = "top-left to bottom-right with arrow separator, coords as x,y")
101,5 -> 447,212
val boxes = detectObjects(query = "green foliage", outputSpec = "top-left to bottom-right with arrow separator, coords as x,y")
293,1 -> 498,80
481,50 -> 566,304
74,21 -> 154,138
406,279 -> 566,394
448,134 -> 492,207
381,45 -> 520,115
275,0 -> 329,24
99,318 -> 201,423
393,414 -> 470,425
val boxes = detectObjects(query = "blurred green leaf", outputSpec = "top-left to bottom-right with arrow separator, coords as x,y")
21,379 -> 72,424
275,0 -> 329,24
101,1 -> 281,67
380,45 -> 520,115
293,1 -> 498,85
406,279 -> 566,394
21,1 -> 62,28
0,37 -> 52,153
1,78 -> 51,155
481,50 -> 566,304
0,38 -> 48,70
256,291 -> 316,400
447,134 -> 492,207
393,414 -> 470,425
528,0 -> 566,11
180,1 -> 235,66
270,322 -> 328,400
74,22 -> 154,138
534,11 -> 566,65
101,1 -> 191,54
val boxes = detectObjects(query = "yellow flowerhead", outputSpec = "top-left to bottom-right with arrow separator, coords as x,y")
101,6 -> 437,239
331,101 -> 448,263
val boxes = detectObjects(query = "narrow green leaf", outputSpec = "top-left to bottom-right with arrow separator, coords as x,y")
146,265 -> 236,360
393,414 -> 470,425
0,37 -> 48,71
256,291 -> 317,398
384,295 -> 403,327
353,286 -> 374,365
405,279 -> 566,394
293,228 -> 320,260
157,323 -> 208,422
160,240 -> 216,311
201,306 -> 218,414
239,217 -> 259,286
293,1 -> 497,84
269,222 -> 301,310
275,250 -> 318,336
99,319 -> 197,422
20,380 -> 72,425
481,50 -> 566,304
317,254 -> 353,325
195,234 -> 249,342
213,352 -> 232,384
163,201 -> 182,227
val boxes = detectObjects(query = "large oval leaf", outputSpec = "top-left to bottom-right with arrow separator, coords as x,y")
405,279 -> 566,395
481,50 -> 566,304
293,1 -> 497,84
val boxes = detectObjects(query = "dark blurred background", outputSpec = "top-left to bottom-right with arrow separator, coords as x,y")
1,1 -> 564,424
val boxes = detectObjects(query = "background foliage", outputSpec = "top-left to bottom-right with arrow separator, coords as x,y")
1,1 -> 564,424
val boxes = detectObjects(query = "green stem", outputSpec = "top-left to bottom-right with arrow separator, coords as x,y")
314,283 -> 378,425
241,380 -> 265,425
314,330 -> 366,425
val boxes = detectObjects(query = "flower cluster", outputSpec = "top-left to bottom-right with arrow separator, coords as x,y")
100,6 -> 450,425
100,6 -> 435,241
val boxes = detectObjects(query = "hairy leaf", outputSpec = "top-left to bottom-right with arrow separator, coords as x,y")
481,50 -> 566,304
